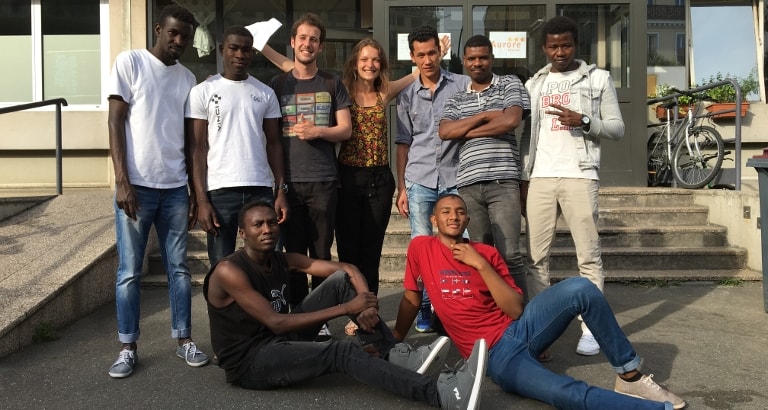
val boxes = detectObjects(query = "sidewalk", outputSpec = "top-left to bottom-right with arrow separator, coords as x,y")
1,281 -> 766,409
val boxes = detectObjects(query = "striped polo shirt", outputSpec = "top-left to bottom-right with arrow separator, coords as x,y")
442,74 -> 530,188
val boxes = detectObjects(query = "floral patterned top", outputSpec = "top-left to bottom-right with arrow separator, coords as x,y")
338,93 -> 388,167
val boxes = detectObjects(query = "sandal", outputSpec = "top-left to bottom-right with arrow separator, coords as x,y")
344,320 -> 359,336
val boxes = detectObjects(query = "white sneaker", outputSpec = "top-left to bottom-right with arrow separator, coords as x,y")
576,331 -> 600,356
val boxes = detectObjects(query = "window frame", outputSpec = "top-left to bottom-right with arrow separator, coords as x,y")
0,0 -> 110,111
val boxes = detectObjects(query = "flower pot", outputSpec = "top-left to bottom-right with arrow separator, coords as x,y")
654,105 -> 689,121
705,102 -> 749,119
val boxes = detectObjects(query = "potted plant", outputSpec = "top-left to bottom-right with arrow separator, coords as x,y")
701,70 -> 757,119
650,84 -> 694,120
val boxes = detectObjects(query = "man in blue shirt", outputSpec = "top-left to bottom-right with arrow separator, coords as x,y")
395,26 -> 470,332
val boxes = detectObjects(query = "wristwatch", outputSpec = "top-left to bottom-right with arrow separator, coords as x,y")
277,183 -> 289,194
580,115 -> 591,131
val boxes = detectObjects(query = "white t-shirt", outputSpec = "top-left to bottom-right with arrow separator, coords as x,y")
530,69 -> 598,180
108,49 -> 196,189
188,74 -> 282,191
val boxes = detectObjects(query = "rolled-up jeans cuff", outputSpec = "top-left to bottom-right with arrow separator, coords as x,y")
613,354 -> 642,374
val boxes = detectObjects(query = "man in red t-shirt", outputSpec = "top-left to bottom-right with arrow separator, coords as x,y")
393,194 -> 686,409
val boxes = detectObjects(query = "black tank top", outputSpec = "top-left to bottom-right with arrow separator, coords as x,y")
203,249 -> 291,383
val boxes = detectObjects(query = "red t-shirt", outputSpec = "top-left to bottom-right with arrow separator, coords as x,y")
404,236 -> 522,358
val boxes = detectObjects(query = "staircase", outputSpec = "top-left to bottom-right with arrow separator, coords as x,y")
142,187 -> 756,285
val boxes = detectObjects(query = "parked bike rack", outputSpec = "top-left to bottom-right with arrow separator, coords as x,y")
647,80 -> 742,190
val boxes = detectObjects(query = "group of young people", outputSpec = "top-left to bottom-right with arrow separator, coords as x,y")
107,4 -> 686,409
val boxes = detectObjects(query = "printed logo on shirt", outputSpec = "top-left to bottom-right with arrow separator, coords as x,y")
250,93 -> 264,103
541,79 -> 575,132
270,284 -> 287,312
438,269 -> 473,300
211,94 -> 222,131
279,92 -> 333,137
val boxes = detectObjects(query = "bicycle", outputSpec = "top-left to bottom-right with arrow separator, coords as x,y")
647,88 -> 726,189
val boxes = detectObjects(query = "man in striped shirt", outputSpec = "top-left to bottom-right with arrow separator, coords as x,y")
438,34 -> 531,296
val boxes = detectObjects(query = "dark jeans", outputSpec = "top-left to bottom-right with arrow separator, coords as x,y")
237,272 -> 440,406
459,179 -> 527,298
283,181 -> 338,306
335,165 -> 396,295
207,186 -> 274,267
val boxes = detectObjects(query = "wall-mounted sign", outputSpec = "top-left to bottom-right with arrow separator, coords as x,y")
489,31 -> 526,59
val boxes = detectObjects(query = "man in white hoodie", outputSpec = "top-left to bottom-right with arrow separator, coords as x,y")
520,16 -> 624,357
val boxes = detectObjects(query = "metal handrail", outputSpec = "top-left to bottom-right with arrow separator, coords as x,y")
0,98 -> 68,194
647,80 -> 742,190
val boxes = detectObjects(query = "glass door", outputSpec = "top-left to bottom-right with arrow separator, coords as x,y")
387,4 -> 466,80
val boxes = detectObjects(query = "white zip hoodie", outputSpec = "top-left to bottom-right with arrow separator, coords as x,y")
520,59 -> 624,180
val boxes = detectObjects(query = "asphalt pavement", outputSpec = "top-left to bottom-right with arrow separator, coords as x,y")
1,281 -> 767,409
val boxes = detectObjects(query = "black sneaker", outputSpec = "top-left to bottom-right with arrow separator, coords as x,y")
437,339 -> 487,410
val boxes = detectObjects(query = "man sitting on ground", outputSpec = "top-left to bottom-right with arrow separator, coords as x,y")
203,200 -> 487,410
393,194 -> 686,409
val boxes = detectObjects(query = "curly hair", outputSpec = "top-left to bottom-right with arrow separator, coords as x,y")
223,25 -> 253,42
343,38 -> 391,98
463,34 -> 492,55
157,4 -> 197,29
540,16 -> 578,45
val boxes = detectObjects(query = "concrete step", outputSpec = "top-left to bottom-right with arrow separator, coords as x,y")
140,266 -> 762,287
596,187 -> 694,207
371,245 -> 748,273
381,225 -> 728,248
537,268 -> 761,282
386,205 -> 710,231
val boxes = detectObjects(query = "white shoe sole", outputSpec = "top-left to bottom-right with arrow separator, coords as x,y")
466,339 -> 488,410
615,390 -> 686,409
416,336 -> 450,375
576,347 -> 600,356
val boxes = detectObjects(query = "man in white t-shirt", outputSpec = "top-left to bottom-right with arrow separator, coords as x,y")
520,16 -> 624,357
106,4 -> 209,379
188,25 -> 288,267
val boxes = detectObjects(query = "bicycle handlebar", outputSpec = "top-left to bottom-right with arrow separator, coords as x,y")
647,88 -> 713,107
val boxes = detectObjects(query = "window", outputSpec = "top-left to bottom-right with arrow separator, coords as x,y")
558,4 -> 631,88
691,3 -> 757,99
675,33 -> 685,65
0,0 -> 107,106
648,33 -> 659,60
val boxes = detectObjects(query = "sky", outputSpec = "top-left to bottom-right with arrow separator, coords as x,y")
691,6 -> 757,85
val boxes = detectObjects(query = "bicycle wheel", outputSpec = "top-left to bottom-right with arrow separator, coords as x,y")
647,131 -> 671,186
672,125 -> 725,189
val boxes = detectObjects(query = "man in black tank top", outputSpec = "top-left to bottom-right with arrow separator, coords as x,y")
203,200 -> 488,409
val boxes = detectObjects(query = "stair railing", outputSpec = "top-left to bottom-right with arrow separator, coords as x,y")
0,98 -> 69,195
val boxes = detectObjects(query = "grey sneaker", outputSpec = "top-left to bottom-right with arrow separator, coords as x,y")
176,341 -> 209,367
108,349 -> 137,378
388,336 -> 451,375
615,374 -> 686,409
437,338 -> 487,410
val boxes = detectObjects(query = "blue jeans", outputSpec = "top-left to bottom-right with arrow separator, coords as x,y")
459,179 -> 527,298
114,185 -> 191,343
207,186 -> 274,267
405,179 -> 458,238
487,278 -> 669,410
